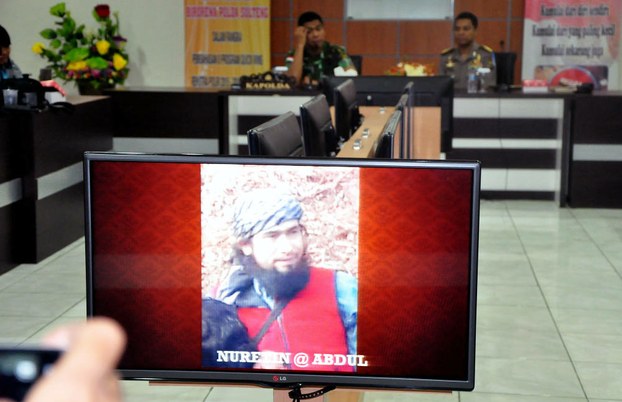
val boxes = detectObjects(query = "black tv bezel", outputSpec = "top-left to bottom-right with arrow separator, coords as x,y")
83,151 -> 480,393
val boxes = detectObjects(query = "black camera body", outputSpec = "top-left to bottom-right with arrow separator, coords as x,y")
0,347 -> 62,401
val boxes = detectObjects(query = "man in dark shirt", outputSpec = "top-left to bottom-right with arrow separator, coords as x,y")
214,189 -> 358,371
286,11 -> 356,88
0,25 -> 22,81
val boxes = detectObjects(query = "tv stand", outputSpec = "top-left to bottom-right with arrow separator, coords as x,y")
273,387 -> 362,402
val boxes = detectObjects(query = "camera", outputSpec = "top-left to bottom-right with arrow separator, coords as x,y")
0,348 -> 62,401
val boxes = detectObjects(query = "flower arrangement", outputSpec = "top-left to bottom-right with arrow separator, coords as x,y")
32,2 -> 129,92
385,61 -> 435,76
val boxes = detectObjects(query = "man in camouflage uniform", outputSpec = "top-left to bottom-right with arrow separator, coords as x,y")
439,12 -> 496,91
286,11 -> 355,88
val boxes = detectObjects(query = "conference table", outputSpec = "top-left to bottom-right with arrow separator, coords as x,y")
336,106 -> 394,158
336,105 -> 442,159
0,95 -> 113,273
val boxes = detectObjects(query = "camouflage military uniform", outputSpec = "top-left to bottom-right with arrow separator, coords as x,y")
286,41 -> 354,85
439,42 -> 496,90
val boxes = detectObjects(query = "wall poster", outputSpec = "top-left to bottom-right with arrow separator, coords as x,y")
185,0 -> 270,88
522,0 -> 621,89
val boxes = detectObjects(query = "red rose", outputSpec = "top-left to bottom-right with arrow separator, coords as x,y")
94,4 -> 110,19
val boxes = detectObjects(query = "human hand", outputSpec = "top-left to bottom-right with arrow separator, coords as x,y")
22,318 -> 126,402
294,26 -> 307,48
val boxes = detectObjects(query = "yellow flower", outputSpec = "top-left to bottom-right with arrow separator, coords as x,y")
112,53 -> 127,71
95,40 -> 111,55
32,42 -> 45,54
66,61 -> 88,71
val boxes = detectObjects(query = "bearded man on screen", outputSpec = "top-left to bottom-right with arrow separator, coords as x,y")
216,190 -> 357,371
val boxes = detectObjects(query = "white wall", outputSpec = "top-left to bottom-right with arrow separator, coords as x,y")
0,0 -> 185,95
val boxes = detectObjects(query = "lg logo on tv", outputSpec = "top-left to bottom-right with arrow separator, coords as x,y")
272,375 -> 287,382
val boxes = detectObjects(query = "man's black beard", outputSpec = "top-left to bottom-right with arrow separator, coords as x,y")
239,253 -> 311,302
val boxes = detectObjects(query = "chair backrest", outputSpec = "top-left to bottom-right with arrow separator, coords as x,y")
349,55 -> 363,75
247,111 -> 304,157
495,52 -> 517,86
299,94 -> 338,157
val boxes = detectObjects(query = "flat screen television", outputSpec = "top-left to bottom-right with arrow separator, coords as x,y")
374,109 -> 402,159
299,94 -> 338,157
398,81 -> 415,159
394,92 -> 409,159
84,152 -> 480,394
407,76 -> 454,153
333,79 -> 363,141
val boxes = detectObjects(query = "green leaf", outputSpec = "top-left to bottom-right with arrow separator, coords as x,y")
61,42 -> 74,54
40,29 -> 57,39
50,39 -> 61,49
63,47 -> 90,62
59,16 -> 76,37
50,2 -> 66,17
75,25 -> 85,41
86,57 -> 109,70
43,50 -> 61,63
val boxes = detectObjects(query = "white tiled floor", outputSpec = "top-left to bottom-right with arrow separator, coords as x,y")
1,200 -> 621,401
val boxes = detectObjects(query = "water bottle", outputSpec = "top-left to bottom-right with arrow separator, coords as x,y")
467,69 -> 478,94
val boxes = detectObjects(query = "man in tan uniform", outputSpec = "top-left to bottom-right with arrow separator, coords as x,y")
439,12 -> 496,91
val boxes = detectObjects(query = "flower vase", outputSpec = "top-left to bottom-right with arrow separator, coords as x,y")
77,82 -> 114,96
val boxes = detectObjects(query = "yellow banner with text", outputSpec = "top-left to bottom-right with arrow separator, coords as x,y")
184,0 -> 270,88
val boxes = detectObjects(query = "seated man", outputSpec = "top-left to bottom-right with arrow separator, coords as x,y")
0,24 -> 22,81
286,11 -> 356,88
439,11 -> 496,91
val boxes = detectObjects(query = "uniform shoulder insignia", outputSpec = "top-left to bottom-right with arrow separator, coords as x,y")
480,45 -> 493,53
441,47 -> 453,55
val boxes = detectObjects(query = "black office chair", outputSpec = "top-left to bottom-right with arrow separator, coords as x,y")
299,94 -> 338,157
349,55 -> 363,75
495,52 -> 517,88
247,111 -> 304,157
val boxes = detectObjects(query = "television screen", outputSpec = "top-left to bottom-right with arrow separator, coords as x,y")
84,152 -> 480,392
333,79 -> 362,141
